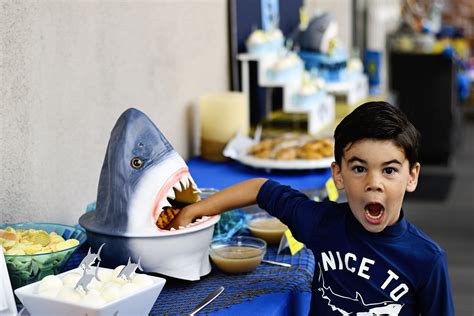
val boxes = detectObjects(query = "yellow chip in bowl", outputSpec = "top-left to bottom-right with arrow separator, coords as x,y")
50,235 -> 65,244
24,244 -> 44,254
3,240 -> 16,250
31,230 -> 51,247
55,239 -> 80,251
6,246 -> 26,255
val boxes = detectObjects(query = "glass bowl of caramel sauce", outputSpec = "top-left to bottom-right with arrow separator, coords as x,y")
246,214 -> 288,245
209,236 -> 266,273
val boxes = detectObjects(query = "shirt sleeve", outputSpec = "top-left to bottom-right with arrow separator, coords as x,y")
418,251 -> 455,316
256,179 -> 329,246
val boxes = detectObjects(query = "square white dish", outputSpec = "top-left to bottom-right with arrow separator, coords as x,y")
15,267 -> 166,316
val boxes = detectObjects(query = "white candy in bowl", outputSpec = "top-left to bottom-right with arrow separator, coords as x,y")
14,266 -> 166,316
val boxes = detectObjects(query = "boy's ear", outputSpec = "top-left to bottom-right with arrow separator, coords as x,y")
331,162 -> 345,190
406,162 -> 421,192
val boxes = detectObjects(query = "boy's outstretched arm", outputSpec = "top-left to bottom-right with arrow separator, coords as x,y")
168,178 -> 268,229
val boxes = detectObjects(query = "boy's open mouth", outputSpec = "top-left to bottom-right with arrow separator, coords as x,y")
364,202 -> 385,224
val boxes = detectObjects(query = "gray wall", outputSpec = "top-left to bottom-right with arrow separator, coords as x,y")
0,0 -> 229,224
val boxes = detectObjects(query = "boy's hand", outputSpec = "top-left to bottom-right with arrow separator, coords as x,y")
167,205 -> 197,230
166,178 -> 267,230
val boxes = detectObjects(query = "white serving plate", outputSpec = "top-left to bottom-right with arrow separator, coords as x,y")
223,132 -> 334,171
15,267 -> 166,316
237,154 -> 333,170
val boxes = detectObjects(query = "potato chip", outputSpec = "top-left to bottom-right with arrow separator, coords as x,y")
0,228 -> 18,241
31,231 -> 51,247
55,239 -> 79,251
6,246 -> 26,255
63,239 -> 79,248
3,240 -> 16,250
50,235 -> 65,244
24,244 -> 44,254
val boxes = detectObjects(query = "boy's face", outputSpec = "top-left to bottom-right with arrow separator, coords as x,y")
331,139 -> 420,233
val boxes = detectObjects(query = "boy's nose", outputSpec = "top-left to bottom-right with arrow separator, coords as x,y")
365,173 -> 383,192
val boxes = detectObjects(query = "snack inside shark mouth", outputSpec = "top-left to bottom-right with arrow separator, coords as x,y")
364,203 -> 384,223
155,172 -> 205,230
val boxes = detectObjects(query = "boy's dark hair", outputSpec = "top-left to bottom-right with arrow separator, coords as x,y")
334,101 -> 421,169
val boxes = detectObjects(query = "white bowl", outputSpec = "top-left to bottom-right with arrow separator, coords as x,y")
14,267 -> 166,316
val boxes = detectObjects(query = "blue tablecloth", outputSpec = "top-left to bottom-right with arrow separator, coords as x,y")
187,158 -> 332,191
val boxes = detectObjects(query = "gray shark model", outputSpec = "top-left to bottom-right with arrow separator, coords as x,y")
294,13 -> 338,54
79,108 -> 220,280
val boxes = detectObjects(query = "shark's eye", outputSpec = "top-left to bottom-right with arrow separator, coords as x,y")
131,157 -> 143,169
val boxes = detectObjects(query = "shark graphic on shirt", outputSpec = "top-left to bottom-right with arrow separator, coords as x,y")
317,263 -> 404,315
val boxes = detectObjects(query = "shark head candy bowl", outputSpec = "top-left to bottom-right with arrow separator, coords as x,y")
79,108 -> 220,281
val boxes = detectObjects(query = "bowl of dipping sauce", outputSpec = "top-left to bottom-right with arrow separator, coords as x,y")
247,215 -> 288,245
210,236 -> 266,273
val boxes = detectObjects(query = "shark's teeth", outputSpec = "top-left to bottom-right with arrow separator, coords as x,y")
161,200 -> 172,209
166,188 -> 176,200
178,226 -> 185,230
180,177 -> 189,190
173,181 -> 183,192
188,177 -> 198,190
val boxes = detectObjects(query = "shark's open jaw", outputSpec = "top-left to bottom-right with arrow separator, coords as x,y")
153,168 -> 203,231
79,108 -> 222,280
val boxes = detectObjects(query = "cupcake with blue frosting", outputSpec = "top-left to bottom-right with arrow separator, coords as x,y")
267,53 -> 304,83
293,74 -> 326,108
246,29 -> 284,55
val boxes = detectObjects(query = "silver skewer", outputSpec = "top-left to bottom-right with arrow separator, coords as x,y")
262,259 -> 292,268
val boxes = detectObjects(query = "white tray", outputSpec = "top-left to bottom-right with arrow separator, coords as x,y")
236,154 -> 333,170
15,267 -> 166,316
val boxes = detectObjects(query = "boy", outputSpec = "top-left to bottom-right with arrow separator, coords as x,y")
170,101 -> 454,315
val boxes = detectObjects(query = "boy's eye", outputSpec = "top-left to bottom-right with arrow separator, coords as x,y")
384,167 -> 396,175
352,166 -> 366,173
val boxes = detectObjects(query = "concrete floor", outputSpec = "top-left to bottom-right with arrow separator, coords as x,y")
403,109 -> 474,315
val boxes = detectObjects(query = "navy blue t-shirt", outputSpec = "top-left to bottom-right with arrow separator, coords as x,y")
257,180 -> 454,315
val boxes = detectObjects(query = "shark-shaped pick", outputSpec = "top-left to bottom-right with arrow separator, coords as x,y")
117,257 -> 143,280
79,244 -> 105,271
75,262 -> 101,293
